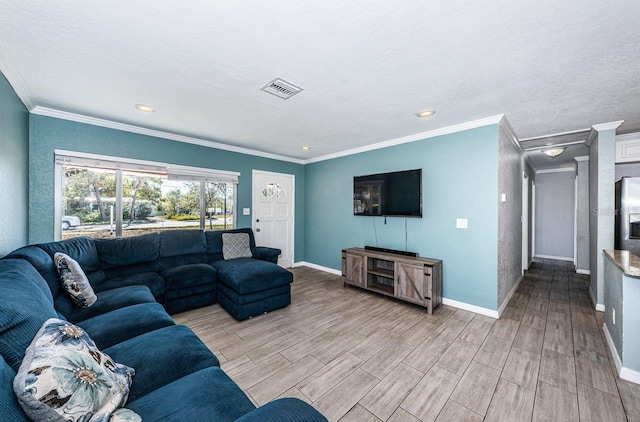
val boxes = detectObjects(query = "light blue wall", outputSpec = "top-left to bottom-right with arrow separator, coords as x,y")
590,129 -> 616,305
28,115 -> 305,261
304,125 -> 500,310
0,72 -> 29,257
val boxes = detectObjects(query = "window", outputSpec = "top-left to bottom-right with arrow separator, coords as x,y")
55,151 -> 238,240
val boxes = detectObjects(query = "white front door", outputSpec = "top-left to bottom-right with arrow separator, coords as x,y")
252,170 -> 294,268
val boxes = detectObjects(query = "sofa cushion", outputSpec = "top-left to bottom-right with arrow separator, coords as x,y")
164,291 -> 217,315
94,233 -> 160,269
0,260 -> 59,372
94,233 -> 161,282
13,318 -> 136,422
222,232 -> 253,260
4,246 -> 76,317
218,283 -> 290,306
104,325 -> 220,402
54,252 -> 98,308
206,228 -> 256,262
94,272 -> 165,299
161,263 -> 217,291
127,366 -> 256,422
159,230 -> 207,269
235,398 -> 328,422
37,237 -> 100,274
67,285 -> 156,323
0,355 -> 29,421
212,258 -> 293,295
77,303 -> 175,350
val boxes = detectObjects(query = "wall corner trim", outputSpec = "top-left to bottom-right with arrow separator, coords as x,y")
603,323 -> 640,385
498,115 -> 537,173
574,156 -> 590,162
497,274 -> 523,317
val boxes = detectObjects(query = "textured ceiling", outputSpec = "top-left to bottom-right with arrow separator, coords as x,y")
0,1 -> 639,162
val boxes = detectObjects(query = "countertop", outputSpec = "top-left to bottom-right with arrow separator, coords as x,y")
604,250 -> 640,278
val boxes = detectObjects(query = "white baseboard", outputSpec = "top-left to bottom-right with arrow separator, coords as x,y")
576,268 -> 591,275
534,254 -> 574,262
293,261 -> 342,276
498,275 -> 523,317
297,261 -> 499,318
442,298 -> 499,319
587,286 -> 605,312
603,323 -> 640,385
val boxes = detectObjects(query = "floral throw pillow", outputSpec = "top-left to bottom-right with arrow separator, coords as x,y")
222,233 -> 253,260
13,318 -> 139,422
54,252 -> 97,308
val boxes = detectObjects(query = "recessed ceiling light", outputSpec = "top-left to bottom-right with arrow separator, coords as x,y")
415,109 -> 435,118
135,104 -> 155,113
542,148 -> 565,158
301,146 -> 311,151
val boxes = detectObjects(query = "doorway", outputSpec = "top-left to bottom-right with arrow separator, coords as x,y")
252,170 -> 295,268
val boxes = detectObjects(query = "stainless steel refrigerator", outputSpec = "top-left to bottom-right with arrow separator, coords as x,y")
615,177 -> 640,255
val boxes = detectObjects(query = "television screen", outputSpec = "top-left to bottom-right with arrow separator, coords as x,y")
353,169 -> 422,217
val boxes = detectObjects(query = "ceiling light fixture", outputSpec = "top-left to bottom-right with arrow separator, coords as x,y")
135,104 -> 155,113
301,146 -> 311,151
542,148 -> 565,158
415,109 -> 435,118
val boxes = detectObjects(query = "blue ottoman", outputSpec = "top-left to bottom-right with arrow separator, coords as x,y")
211,258 -> 292,320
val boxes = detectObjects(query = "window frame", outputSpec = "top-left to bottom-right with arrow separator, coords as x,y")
54,150 -> 239,240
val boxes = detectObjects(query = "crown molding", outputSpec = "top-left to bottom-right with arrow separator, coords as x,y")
616,132 -> 640,142
536,167 -> 576,174
0,42 -> 35,110
586,120 -> 625,146
498,115 -> 537,173
574,155 -> 590,162
304,114 -> 504,164
519,127 -> 590,142
592,121 -> 624,131
31,106 -> 306,165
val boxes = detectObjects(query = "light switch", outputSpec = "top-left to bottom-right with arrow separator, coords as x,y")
501,193 -> 507,202
456,218 -> 468,229
243,208 -> 251,215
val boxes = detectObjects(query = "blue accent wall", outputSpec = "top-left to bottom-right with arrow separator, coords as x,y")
28,115 -> 305,261
0,73 -> 29,257
304,125 -> 500,310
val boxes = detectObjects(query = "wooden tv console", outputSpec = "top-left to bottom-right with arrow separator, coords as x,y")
341,247 -> 442,314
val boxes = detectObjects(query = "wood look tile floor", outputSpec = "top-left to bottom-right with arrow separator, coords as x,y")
172,259 -> 640,421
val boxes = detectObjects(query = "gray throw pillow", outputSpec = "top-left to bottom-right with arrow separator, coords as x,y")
54,252 -> 97,308
222,233 -> 252,260
13,318 -> 138,422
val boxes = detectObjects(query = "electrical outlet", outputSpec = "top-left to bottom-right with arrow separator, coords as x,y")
613,308 -> 616,325
243,208 -> 250,215
456,218 -> 468,229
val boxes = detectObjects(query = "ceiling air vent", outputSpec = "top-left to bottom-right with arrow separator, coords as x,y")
260,78 -> 303,100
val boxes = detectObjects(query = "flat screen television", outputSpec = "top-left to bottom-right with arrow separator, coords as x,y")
353,169 -> 422,217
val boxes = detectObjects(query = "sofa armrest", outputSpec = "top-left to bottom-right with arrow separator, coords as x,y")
234,398 -> 327,422
252,246 -> 281,263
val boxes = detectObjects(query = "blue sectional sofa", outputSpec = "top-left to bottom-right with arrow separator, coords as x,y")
0,229 -> 326,421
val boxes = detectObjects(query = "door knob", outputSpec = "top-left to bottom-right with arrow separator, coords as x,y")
256,228 -> 261,232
